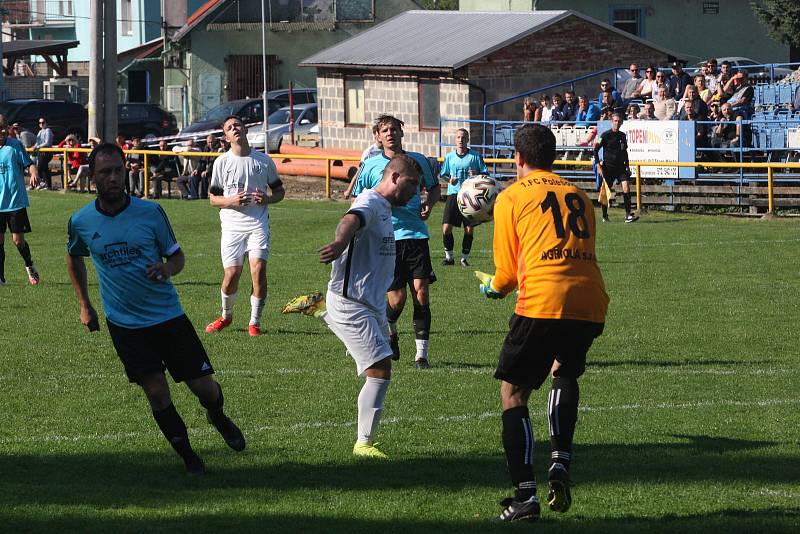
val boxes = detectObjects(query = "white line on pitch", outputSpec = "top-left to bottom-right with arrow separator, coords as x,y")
1,398 -> 797,446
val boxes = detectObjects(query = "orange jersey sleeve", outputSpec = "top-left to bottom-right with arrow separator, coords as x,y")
492,170 -> 609,323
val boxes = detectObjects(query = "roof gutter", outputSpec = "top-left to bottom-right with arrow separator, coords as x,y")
302,63 -> 451,74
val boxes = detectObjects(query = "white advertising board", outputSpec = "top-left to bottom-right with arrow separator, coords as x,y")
620,120 -> 680,178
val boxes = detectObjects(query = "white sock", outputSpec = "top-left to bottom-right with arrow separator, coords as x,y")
356,377 -> 390,444
445,250 -> 454,260
461,253 -> 469,261
221,290 -> 237,320
415,339 -> 429,361
388,321 -> 398,336
250,294 -> 266,326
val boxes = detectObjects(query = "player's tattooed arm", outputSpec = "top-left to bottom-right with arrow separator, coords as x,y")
318,213 -> 361,264
65,253 -> 100,331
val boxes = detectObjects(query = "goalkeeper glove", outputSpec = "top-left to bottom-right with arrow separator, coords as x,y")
475,271 -> 505,299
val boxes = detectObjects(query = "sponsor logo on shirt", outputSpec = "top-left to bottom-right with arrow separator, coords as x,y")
99,241 -> 142,267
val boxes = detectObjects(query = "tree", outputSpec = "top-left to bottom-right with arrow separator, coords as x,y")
415,0 -> 460,9
751,0 -> 800,49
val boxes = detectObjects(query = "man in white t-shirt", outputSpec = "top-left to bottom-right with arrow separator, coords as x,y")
205,115 -> 285,337
281,154 -> 420,458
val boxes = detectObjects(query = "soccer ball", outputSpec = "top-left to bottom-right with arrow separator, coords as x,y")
457,175 -> 500,225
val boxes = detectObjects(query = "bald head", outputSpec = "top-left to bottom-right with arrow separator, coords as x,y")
375,154 -> 421,207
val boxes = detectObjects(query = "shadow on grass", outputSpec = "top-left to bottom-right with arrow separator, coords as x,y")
589,358 -> 761,368
0,434 -> 795,508
1,502 -> 797,534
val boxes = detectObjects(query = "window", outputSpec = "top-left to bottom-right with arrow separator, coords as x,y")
611,7 -> 643,37
302,107 -> 318,124
418,80 -> 440,131
345,77 -> 365,125
121,0 -> 133,36
336,0 -> 375,22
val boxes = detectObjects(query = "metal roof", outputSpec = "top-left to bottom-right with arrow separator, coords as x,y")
301,10 -> 677,71
2,39 -> 79,57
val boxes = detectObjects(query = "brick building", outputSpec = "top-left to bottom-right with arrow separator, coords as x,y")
301,10 -> 677,155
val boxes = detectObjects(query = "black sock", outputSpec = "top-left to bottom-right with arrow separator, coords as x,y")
601,204 -> 608,218
0,243 -> 5,281
152,403 -> 194,458
443,232 -> 454,254
386,302 -> 402,324
623,192 -> 632,216
200,383 -> 226,424
461,234 -> 474,256
412,302 -> 431,341
548,376 -> 579,472
16,242 -> 33,267
501,406 -> 536,500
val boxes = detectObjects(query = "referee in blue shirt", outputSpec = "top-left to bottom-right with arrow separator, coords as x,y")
66,143 -> 245,475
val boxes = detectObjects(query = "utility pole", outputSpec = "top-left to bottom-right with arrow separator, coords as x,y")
88,0 -> 103,139
102,0 -> 118,142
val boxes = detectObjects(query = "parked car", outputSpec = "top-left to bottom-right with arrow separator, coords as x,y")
246,103 -> 318,152
179,88 -> 316,137
692,57 -> 794,81
117,103 -> 178,140
0,99 -> 87,142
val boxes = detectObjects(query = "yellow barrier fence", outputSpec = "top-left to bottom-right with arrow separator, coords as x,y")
25,147 -> 800,215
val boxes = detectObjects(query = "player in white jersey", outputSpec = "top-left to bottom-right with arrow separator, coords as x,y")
281,155 -> 420,458
205,116 -> 285,337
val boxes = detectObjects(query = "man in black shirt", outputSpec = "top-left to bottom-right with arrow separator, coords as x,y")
594,113 -> 637,223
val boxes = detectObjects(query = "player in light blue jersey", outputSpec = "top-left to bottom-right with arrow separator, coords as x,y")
351,114 -> 441,369
439,128 -> 487,267
0,126 -> 41,286
66,143 -> 245,476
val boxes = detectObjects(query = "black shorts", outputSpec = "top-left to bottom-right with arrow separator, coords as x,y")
495,315 -> 604,390
442,194 -> 471,227
389,238 -> 437,291
107,314 -> 214,384
0,208 -> 32,234
601,166 -> 630,187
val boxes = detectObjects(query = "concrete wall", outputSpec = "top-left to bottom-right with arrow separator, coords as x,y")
461,0 -> 790,64
5,75 -> 89,102
317,71 -> 472,156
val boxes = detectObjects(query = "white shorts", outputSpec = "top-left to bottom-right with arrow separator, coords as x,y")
220,227 -> 270,268
324,291 -> 392,376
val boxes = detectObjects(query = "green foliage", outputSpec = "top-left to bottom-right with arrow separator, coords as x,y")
415,0 -> 460,10
1,193 -> 799,531
751,0 -> 800,48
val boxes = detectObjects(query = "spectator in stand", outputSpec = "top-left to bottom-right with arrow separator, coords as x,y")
793,84 -> 800,111
716,61 -> 734,102
626,103 -> 641,121
126,137 -> 145,197
115,133 -> 129,151
15,123 -> 36,148
194,134 -> 221,200
57,134 -> 88,192
694,74 -> 713,104
708,102 -> 721,121
74,137 -> 99,193
679,85 -> 709,120
601,91 -> 624,116
621,63 -> 642,103
562,91 -> 578,121
683,101 -> 709,159
597,79 -> 623,109
151,140 -> 179,199
654,85 -> 678,120
176,138 -> 201,200
575,95 -> 601,127
631,66 -> 658,100
539,94 -> 555,123
724,71 -> 755,119
667,62 -> 692,101
652,72 -> 668,100
33,117 -> 54,190
712,102 -> 739,151
702,61 -> 718,93
523,97 -> 536,122
638,102 -> 657,120
550,93 -> 565,121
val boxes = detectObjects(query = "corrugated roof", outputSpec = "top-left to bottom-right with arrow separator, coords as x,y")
171,0 -> 225,42
301,10 -> 678,70
2,39 -> 79,56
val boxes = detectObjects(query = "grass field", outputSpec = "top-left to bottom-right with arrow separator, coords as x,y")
1,190 -> 799,533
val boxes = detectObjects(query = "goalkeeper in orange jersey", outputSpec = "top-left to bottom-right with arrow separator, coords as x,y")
480,124 -> 609,522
